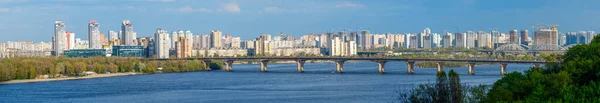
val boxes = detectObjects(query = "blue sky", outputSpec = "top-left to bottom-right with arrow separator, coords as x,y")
0,0 -> 599,42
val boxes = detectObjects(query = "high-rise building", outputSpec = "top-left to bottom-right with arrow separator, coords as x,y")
210,30 -> 222,48
53,21 -> 66,56
88,20 -> 101,49
586,31 -> 596,44
154,29 -> 170,59
466,30 -> 476,48
409,35 -> 418,49
66,32 -> 75,50
491,30 -> 500,43
455,32 -> 466,48
520,30 -> 529,46
442,33 -> 453,48
534,26 -> 559,45
509,30 -> 519,44
565,32 -> 581,46
121,20 -> 136,46
108,30 -> 119,45
423,34 -> 431,49
200,35 -> 210,49
477,31 -> 492,48
328,37 -> 356,56
360,30 -> 372,50
231,37 -> 241,48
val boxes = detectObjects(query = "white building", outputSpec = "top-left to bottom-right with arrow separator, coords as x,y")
154,29 -> 170,59
328,37 -> 357,56
53,21 -> 66,56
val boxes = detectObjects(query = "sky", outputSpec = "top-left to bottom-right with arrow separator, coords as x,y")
0,0 -> 599,42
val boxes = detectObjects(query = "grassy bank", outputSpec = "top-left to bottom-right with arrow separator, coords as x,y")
0,57 -> 222,82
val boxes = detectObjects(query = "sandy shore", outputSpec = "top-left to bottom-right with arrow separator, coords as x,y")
0,72 -> 141,85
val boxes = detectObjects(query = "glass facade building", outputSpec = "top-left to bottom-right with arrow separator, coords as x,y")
63,49 -> 107,58
112,46 -> 146,58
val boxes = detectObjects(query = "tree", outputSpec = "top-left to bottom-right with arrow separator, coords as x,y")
448,70 -> 462,103
74,62 -> 86,76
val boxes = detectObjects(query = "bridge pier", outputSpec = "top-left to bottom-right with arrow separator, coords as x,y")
335,60 -> 345,73
260,60 -> 269,72
437,62 -> 445,73
376,60 -> 387,74
296,60 -> 306,73
500,63 -> 507,75
202,60 -> 212,70
223,60 -> 234,71
533,64 -> 541,68
406,61 -> 415,74
468,63 -> 476,75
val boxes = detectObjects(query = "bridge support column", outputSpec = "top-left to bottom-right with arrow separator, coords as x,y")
260,60 -> 269,72
223,60 -> 234,71
202,60 -> 212,70
500,63 -> 507,75
533,64 -> 541,68
437,62 -> 445,73
376,60 -> 387,74
468,63 -> 476,75
335,60 -> 345,73
296,60 -> 306,73
406,61 -> 415,74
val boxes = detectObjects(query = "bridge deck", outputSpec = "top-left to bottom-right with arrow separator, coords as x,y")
153,57 -> 548,64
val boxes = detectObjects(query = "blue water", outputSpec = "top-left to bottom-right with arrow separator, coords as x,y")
0,62 -> 533,103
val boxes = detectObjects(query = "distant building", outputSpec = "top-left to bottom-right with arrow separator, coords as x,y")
112,46 -> 145,58
466,30 -> 476,48
121,20 -> 136,46
88,20 -> 101,49
442,33 -> 453,48
195,48 -> 247,57
154,29 -> 170,59
360,30 -> 372,50
509,29 -> 519,44
210,30 -> 222,48
53,21 -> 66,56
328,37 -> 356,56
534,26 -> 559,45
520,30 -> 529,46
63,49 -> 107,58
455,32 -> 466,48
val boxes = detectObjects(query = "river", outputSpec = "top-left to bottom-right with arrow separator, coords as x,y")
0,62 -> 533,103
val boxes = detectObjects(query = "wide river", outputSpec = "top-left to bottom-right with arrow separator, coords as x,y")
0,62 -> 533,103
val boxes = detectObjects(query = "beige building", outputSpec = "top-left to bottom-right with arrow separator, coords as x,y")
195,48 -> 247,57
273,47 -> 321,56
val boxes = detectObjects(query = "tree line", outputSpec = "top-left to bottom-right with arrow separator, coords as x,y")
0,57 -> 223,82
398,35 -> 600,102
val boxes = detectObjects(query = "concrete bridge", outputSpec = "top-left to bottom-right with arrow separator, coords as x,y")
153,57 -> 549,75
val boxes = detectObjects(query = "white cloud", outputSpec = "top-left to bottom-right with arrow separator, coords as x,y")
220,3 -> 240,13
336,1 -> 364,8
147,0 -> 175,2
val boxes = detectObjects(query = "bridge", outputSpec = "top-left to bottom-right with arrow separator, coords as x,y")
153,57 -> 550,75
359,44 -> 570,55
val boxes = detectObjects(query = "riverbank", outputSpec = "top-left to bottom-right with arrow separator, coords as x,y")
0,72 -> 140,85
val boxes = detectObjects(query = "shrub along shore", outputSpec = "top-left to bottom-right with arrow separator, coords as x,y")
0,57 -> 223,82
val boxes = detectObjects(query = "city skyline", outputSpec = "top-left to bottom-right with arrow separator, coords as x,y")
1,0 -> 600,42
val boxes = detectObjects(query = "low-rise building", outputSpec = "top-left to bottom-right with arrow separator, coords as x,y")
273,47 -> 321,56
195,48 -> 248,57
112,46 -> 146,58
